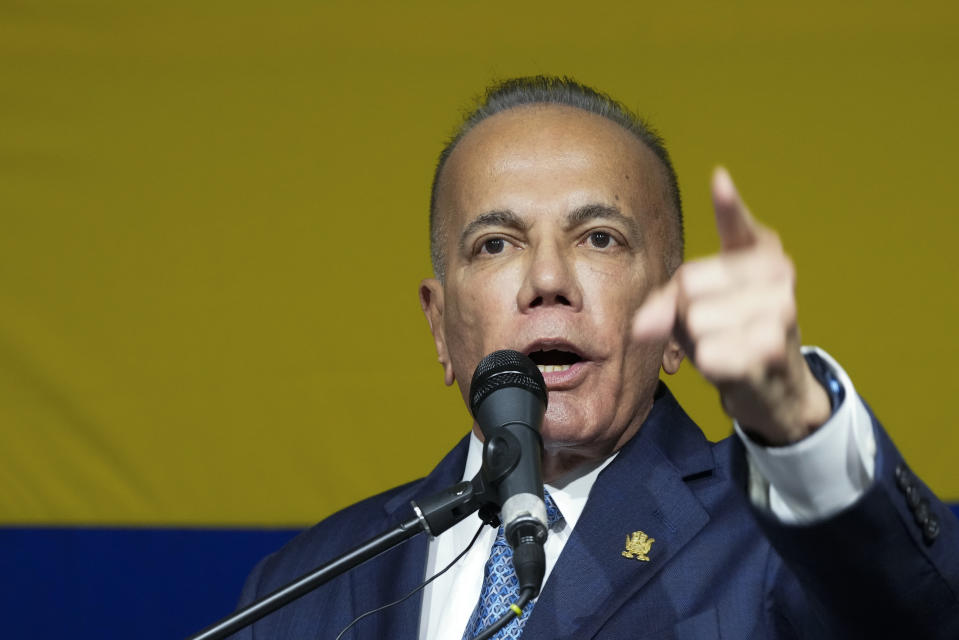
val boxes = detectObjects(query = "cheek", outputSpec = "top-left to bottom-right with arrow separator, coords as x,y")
443,278 -> 513,377
449,269 -> 519,334
445,298 -> 481,362
580,263 -> 651,329
449,285 -> 497,337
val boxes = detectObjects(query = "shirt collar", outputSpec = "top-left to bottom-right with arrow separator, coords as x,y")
461,431 -> 618,532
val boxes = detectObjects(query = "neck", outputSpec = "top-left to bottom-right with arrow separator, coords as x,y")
471,398 -> 653,484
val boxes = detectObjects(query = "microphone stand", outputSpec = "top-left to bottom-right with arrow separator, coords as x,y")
187,474 -> 499,640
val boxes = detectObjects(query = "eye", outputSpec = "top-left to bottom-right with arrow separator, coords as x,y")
585,231 -> 618,249
471,234 -> 520,258
480,238 -> 506,254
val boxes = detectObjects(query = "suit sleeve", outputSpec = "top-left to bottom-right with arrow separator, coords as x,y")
741,406 -> 959,638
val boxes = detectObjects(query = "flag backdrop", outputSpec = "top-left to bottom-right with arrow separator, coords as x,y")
2,1 -> 958,637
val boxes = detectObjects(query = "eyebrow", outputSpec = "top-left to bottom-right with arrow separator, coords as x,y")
458,209 -> 527,254
565,203 -> 643,246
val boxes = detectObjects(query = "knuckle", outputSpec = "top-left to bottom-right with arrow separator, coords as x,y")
677,261 -> 704,295
684,302 -> 710,338
761,228 -> 783,250
756,324 -> 787,362
698,338 -> 743,381
675,262 -> 693,288
696,344 -> 722,379
779,292 -> 797,324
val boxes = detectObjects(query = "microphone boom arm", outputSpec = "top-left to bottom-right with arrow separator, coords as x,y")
187,476 -> 500,640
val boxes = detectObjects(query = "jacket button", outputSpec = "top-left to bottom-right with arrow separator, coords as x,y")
895,463 -> 911,491
923,516 -> 941,543
905,484 -> 921,509
914,500 -> 930,526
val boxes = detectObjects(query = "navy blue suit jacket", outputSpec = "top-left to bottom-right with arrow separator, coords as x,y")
232,384 -> 959,638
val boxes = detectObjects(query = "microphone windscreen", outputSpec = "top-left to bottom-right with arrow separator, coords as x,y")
469,350 -> 547,417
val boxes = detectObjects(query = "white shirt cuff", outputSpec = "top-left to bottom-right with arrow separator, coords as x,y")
735,346 -> 877,524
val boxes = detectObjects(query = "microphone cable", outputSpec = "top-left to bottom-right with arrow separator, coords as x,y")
468,587 -> 535,640
333,520 -> 487,640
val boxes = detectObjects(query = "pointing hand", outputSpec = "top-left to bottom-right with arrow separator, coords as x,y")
633,168 -> 831,445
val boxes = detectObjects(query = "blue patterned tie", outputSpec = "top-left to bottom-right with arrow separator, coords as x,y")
462,491 -> 563,640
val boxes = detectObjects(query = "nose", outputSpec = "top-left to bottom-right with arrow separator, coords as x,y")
518,239 -> 583,312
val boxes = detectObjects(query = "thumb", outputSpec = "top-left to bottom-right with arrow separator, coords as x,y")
632,279 -> 679,343
712,167 -> 763,252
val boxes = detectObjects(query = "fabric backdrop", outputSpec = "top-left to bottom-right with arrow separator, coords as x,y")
2,1 -> 957,638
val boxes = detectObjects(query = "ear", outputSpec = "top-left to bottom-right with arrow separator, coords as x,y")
661,335 -> 685,375
419,278 -> 455,386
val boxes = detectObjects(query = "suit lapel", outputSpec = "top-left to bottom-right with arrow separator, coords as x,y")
347,436 -> 470,640
523,385 -> 715,639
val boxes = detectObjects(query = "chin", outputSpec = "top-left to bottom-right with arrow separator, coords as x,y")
540,403 -> 608,449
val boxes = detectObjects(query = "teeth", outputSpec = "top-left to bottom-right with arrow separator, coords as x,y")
537,364 -> 572,373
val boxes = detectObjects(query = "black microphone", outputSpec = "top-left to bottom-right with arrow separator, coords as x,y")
469,349 -> 549,596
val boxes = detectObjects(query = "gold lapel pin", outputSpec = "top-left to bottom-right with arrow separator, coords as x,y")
622,530 -> 655,561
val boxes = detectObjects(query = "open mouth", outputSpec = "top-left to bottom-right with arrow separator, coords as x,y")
527,349 -> 584,373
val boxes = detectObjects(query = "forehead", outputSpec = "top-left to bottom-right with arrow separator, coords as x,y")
435,104 -> 669,227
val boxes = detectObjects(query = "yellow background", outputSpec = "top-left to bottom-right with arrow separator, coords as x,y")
2,1 -> 957,525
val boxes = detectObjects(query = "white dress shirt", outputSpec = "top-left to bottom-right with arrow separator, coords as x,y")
737,347 -> 876,523
417,346 -> 876,639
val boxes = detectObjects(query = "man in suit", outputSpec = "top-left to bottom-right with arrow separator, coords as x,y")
232,77 -> 959,638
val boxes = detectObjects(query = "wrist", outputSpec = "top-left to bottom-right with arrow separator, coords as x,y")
794,366 -> 832,439
743,353 -> 838,446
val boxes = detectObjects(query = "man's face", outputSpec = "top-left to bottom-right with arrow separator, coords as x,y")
421,105 -> 683,466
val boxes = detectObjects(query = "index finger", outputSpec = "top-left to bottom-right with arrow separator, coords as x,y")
712,167 -> 763,252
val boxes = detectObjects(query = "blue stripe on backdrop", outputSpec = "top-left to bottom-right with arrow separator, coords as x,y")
4,505 -> 959,639
0,527 -> 301,640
